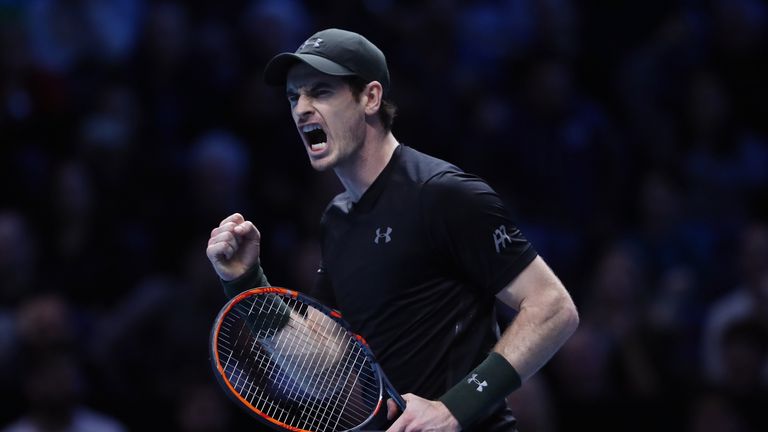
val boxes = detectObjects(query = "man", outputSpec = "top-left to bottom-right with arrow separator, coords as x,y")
206,28 -> 579,431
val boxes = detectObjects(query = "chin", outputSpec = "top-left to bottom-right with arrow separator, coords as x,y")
308,157 -> 334,172
311,164 -> 332,172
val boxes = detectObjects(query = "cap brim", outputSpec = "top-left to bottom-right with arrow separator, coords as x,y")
264,53 -> 356,86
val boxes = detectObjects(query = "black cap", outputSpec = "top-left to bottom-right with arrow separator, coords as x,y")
264,28 -> 390,94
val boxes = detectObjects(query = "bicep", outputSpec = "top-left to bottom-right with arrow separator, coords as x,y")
495,255 -> 566,311
423,173 -> 536,295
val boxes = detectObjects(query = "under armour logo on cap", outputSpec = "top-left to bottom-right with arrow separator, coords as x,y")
299,37 -> 323,51
264,28 -> 391,95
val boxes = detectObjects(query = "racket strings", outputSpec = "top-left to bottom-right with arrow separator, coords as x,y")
241,297 -> 381,400
230,301 -> 379,431
257,305 -> 360,428
252,298 -> 380,430
216,294 -> 381,431
278,323 -> 373,431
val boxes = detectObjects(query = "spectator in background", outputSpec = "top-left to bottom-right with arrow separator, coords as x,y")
46,161 -> 100,305
15,293 -> 75,356
681,69 -> 768,234
627,169 -> 713,387
687,317 -> 768,432
687,390 -> 750,432
134,0 -> 192,148
709,0 -> 768,136
548,242 -> 668,430
716,318 -> 768,430
86,275 -> 178,430
24,0 -> 143,73
721,318 -> 768,393
2,294 -> 126,432
504,374 -> 556,432
0,212 -> 38,426
174,381 -> 233,432
241,0 -> 312,56
0,212 -> 38,307
187,130 -> 252,231
701,223 -> 768,385
2,352 -> 127,432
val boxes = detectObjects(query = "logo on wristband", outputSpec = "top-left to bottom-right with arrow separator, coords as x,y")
467,374 -> 488,392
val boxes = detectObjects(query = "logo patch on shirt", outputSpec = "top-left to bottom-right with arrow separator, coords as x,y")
374,227 -> 392,244
467,374 -> 488,392
493,225 -> 513,253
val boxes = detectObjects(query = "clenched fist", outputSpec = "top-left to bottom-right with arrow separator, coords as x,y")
206,213 -> 261,281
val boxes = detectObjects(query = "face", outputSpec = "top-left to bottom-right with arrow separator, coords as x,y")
286,63 -> 367,172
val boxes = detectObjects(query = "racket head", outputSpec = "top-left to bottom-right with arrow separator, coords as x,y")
209,287 -> 390,432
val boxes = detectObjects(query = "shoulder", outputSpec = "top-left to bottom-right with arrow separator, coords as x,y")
396,145 -> 463,185
395,147 -> 504,216
420,169 -> 499,211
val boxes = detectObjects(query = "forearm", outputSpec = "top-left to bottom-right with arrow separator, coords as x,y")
494,283 -> 579,380
438,260 -> 578,430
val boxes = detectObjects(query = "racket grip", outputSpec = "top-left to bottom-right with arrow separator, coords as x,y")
392,393 -> 407,411
382,373 -> 407,411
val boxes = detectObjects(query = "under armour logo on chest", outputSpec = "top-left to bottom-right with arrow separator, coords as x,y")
374,227 -> 392,244
467,374 -> 488,392
493,225 -> 513,253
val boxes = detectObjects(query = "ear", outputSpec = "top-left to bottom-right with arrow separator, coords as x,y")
362,81 -> 383,116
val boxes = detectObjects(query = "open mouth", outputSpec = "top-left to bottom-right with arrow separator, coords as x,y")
302,124 -> 327,152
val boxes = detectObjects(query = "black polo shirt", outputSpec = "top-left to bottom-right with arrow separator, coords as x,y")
222,144 -> 536,430
311,145 -> 536,428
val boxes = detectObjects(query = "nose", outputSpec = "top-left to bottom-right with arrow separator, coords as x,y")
293,94 -> 313,120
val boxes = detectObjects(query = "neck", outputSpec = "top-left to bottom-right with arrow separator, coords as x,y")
334,130 -> 399,202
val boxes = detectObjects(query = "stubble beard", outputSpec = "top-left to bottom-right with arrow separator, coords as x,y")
311,123 -> 367,174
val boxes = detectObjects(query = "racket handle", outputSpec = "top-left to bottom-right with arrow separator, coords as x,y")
381,373 -> 407,411
392,393 -> 407,411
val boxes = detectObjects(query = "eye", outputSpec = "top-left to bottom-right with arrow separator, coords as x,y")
287,93 -> 299,104
312,89 -> 331,98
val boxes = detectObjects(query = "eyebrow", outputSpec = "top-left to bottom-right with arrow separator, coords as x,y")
286,81 -> 334,97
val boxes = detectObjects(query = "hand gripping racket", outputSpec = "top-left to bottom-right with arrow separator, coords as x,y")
210,287 -> 406,432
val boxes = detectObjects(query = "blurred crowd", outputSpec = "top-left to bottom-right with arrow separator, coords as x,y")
1,0 -> 767,431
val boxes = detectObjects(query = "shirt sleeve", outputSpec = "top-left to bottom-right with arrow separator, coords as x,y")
220,263 -> 270,299
420,171 -> 537,295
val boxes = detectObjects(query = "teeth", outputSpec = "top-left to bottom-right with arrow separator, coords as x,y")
302,124 -> 322,133
311,142 -> 327,151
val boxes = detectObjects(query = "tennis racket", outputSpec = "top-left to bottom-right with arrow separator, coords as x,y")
210,286 -> 406,432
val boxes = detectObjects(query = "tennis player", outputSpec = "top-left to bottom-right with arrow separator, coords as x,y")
206,28 -> 579,431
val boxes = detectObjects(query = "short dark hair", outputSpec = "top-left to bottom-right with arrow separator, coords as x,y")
342,76 -> 397,132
